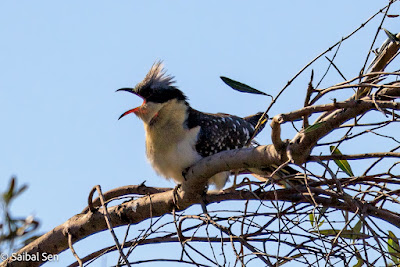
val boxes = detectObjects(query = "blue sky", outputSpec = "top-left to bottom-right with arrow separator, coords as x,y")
1,1 -> 398,266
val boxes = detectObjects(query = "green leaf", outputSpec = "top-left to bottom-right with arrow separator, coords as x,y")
220,76 -> 271,97
304,121 -> 325,133
353,257 -> 364,267
309,213 -> 315,227
388,231 -> 400,264
353,220 -> 362,234
310,229 -> 369,240
315,212 -> 325,228
330,146 -> 355,177
352,220 -> 362,241
310,208 -> 327,228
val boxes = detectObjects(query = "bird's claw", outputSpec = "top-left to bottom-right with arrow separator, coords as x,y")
172,184 -> 182,209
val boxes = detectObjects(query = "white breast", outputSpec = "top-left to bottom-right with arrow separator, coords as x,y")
143,99 -> 202,183
147,126 -> 202,183
142,99 -> 230,189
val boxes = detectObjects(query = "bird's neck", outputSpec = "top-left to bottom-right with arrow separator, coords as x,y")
144,99 -> 190,144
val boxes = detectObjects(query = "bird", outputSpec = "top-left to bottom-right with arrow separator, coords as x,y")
117,62 -> 278,189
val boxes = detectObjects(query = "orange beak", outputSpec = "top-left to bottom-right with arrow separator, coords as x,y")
118,106 -> 142,120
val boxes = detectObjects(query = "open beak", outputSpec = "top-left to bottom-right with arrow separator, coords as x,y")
116,87 -> 142,120
118,107 -> 143,120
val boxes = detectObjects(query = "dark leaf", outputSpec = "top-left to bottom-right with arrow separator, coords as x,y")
3,177 -> 16,205
220,76 -> 272,97
14,185 -> 28,199
382,28 -> 400,44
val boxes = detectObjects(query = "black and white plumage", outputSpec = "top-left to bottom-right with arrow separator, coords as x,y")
117,62 -> 265,189
187,109 -> 261,157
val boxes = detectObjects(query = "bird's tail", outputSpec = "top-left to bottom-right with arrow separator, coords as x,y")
244,112 -> 266,137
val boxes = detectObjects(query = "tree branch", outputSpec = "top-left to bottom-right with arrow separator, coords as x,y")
0,145 -> 286,267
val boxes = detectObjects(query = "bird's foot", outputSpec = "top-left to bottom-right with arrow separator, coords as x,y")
200,187 -> 209,215
172,184 -> 182,210
182,167 -> 191,181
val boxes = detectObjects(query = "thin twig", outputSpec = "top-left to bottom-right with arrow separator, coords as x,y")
68,233 -> 83,267
95,185 -> 131,267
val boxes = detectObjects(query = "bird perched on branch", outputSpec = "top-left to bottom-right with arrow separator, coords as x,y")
117,62 -> 291,189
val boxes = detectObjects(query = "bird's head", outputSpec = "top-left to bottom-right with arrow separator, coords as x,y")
117,61 -> 187,124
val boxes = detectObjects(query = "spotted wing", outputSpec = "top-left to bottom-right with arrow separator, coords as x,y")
187,108 -> 262,157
